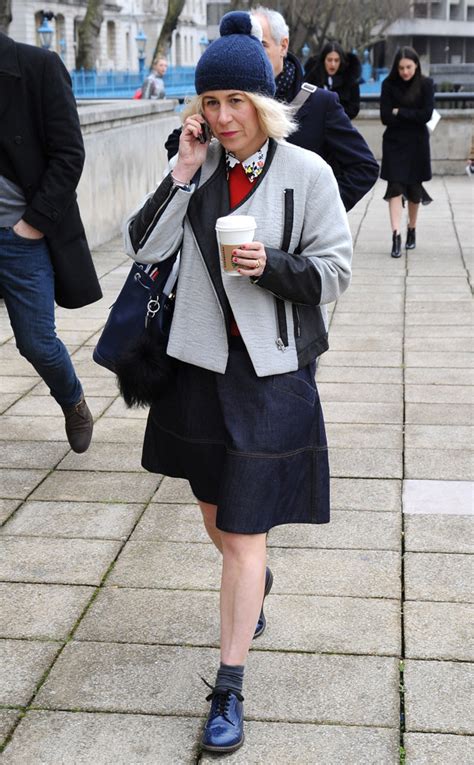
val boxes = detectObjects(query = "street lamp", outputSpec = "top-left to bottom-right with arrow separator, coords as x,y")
37,13 -> 54,50
59,38 -> 67,62
135,29 -> 147,77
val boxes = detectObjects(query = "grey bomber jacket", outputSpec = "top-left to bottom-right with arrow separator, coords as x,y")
123,139 -> 352,377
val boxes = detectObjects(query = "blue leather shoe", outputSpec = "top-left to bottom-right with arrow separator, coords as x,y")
201,688 -> 244,752
253,566 -> 273,639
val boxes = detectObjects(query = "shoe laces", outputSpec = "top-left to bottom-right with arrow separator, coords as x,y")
201,678 -> 243,722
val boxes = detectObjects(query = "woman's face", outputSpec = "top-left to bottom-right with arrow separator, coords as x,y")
325,52 -> 341,76
398,57 -> 417,81
202,91 -> 267,161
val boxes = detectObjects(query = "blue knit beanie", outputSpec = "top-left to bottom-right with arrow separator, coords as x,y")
195,11 -> 275,97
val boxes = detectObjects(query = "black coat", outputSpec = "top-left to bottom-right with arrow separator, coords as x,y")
305,52 -> 361,120
0,33 -> 102,308
380,76 -> 434,184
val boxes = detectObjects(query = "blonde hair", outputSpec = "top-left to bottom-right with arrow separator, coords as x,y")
183,92 -> 298,141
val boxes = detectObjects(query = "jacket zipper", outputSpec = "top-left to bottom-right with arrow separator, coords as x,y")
293,304 -> 301,338
275,298 -> 288,351
275,188 -> 294,351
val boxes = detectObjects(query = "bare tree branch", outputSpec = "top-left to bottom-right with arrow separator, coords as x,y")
152,0 -> 186,62
76,0 -> 105,70
254,0 -> 411,57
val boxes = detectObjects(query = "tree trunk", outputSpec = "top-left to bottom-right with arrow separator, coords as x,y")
0,0 -> 12,34
152,0 -> 186,63
76,0 -> 105,70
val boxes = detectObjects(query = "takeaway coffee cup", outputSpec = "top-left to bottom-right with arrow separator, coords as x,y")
215,215 -> 257,276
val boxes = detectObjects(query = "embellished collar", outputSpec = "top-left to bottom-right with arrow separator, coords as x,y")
225,140 -> 269,183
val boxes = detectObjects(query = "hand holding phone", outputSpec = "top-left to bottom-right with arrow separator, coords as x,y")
198,122 -> 211,144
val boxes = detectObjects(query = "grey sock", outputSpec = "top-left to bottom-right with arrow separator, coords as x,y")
214,663 -> 244,695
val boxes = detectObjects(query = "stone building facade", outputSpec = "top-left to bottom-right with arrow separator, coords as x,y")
8,0 -> 208,71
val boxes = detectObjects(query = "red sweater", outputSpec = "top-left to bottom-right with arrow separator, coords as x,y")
228,163 -> 253,335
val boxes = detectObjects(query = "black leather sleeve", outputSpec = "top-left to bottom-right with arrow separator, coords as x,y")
129,174 -> 177,254
253,247 -> 322,305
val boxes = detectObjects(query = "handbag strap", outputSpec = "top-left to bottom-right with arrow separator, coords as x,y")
162,253 -> 180,296
290,82 -> 318,111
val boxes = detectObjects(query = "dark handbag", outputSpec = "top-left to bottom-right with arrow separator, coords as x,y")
93,253 -> 179,407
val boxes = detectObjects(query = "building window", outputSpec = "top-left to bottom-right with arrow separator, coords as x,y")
468,6 -> 474,21
207,3 -> 232,25
175,32 -> 182,66
430,37 -> 448,63
448,37 -> 464,64
449,3 -> 461,20
413,3 -> 428,18
107,21 -> 116,64
466,37 -> 474,63
413,36 -> 428,57
430,2 -> 443,19
125,31 -> 130,70
74,17 -> 82,62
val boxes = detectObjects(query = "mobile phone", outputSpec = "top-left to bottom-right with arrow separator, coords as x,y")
198,122 -> 211,144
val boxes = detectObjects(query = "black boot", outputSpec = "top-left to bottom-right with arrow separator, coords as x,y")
406,227 -> 416,250
390,232 -> 402,258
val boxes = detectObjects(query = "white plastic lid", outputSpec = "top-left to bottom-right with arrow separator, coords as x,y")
215,214 -> 256,230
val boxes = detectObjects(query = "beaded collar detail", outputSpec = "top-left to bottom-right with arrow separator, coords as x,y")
225,140 -> 269,183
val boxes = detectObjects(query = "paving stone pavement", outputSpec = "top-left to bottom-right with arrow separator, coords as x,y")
0,177 -> 472,764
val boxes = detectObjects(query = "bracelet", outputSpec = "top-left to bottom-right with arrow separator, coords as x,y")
171,173 -> 192,191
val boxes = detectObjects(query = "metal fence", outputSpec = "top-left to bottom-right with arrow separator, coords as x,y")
71,67 -> 196,101
360,92 -> 474,108
71,68 -> 474,108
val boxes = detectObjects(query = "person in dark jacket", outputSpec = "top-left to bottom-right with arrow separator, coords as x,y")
252,7 -> 377,209
380,46 -> 434,257
304,41 -> 361,120
165,8 -> 378,212
0,33 -> 102,452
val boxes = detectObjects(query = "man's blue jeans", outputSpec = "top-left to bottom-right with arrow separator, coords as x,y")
0,227 -> 82,408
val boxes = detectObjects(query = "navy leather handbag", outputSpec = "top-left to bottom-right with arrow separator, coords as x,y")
93,253 -> 179,407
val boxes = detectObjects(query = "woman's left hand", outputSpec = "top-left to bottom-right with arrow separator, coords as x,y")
232,241 -> 267,278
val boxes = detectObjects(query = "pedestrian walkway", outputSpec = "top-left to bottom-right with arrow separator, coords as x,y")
0,177 -> 472,764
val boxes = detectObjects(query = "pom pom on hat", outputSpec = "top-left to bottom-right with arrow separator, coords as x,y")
195,11 -> 275,97
220,11 -> 255,38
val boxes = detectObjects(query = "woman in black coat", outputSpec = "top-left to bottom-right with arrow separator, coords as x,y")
380,46 -> 434,257
304,42 -> 361,120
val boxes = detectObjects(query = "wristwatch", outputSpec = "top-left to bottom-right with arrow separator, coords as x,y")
171,174 -> 192,193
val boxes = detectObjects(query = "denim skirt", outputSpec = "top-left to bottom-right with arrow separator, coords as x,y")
142,337 -> 330,534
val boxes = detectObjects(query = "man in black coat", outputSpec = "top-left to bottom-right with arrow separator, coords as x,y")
252,7 -> 378,211
0,32 -> 102,452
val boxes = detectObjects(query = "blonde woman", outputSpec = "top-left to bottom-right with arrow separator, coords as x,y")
124,11 -> 352,755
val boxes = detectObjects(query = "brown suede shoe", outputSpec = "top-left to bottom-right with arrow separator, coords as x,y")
63,396 -> 93,453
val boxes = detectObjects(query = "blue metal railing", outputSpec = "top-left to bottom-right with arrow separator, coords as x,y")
72,67 -> 473,104
71,67 -> 196,101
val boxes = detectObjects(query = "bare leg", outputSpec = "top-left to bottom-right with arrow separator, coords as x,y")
407,201 -> 419,229
220,531 -> 267,665
198,500 -> 223,553
389,195 -> 403,233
